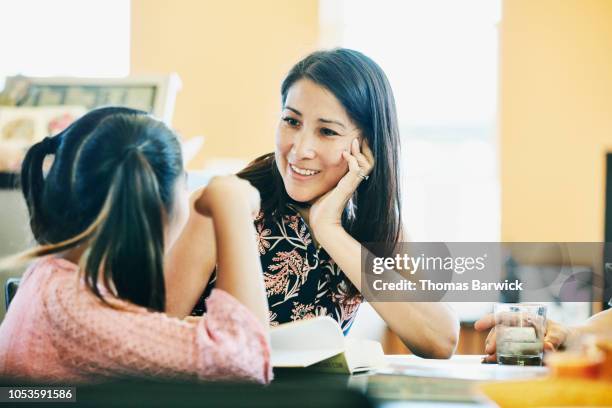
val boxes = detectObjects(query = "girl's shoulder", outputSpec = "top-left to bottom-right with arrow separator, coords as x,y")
31,256 -> 146,317
18,256 -> 77,287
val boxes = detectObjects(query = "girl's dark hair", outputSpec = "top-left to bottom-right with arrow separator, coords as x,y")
238,48 -> 402,255
18,107 -> 183,311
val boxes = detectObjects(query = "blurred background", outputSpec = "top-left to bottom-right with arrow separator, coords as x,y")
1,0 -> 611,354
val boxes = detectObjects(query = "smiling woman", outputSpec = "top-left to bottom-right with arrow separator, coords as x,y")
237,49 -> 399,250
166,49 -> 459,358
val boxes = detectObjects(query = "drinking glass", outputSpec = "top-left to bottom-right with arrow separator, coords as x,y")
494,303 -> 547,366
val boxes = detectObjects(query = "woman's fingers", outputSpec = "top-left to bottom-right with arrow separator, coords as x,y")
342,150 -> 361,173
484,327 -> 497,354
352,138 -> 374,173
475,314 -> 498,360
543,320 -> 567,351
360,139 -> 375,167
340,150 -> 367,193
338,138 -> 374,193
482,353 -> 497,364
482,328 -> 498,363
474,313 -> 495,331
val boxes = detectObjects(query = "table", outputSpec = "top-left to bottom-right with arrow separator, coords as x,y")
274,355 -> 549,408
0,355 -> 548,407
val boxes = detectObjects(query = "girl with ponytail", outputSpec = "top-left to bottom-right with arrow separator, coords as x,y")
0,107 -> 271,383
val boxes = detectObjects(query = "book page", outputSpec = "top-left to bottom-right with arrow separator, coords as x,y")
272,349 -> 344,368
271,316 -> 345,367
270,316 -> 385,372
344,339 -> 386,373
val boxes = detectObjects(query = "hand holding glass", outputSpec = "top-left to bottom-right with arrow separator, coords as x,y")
494,303 -> 547,366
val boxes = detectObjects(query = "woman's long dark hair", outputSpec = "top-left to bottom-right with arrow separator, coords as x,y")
17,107 -> 183,311
238,48 -> 402,255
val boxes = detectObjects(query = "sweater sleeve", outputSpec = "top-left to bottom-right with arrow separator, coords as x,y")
42,276 -> 271,384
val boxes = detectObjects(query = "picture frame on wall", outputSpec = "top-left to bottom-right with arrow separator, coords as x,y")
3,74 -> 182,125
0,106 -> 87,173
0,74 -> 182,176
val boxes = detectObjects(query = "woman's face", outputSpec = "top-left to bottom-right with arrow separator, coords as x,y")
275,79 -> 361,204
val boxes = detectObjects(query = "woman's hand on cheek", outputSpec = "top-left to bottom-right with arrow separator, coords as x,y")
309,138 -> 374,237
338,138 -> 374,194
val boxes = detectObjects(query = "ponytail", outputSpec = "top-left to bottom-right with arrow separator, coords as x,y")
20,136 -> 61,243
85,148 -> 166,312
2,109 -> 182,313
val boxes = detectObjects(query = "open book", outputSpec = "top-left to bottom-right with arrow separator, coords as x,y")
270,316 -> 386,374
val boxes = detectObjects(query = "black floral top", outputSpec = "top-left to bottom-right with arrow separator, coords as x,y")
191,204 -> 363,334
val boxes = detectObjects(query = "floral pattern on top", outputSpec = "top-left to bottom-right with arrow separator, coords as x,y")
191,205 -> 363,334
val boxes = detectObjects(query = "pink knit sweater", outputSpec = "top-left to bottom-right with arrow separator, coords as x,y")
0,257 -> 271,384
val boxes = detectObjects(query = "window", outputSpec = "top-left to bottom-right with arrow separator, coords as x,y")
324,0 -> 501,322
0,0 -> 130,88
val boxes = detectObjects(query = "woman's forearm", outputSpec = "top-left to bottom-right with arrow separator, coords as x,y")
315,225 -> 459,358
371,301 -> 459,358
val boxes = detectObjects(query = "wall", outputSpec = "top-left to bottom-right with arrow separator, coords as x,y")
500,0 -> 612,243
0,190 -> 32,321
131,0 -> 320,168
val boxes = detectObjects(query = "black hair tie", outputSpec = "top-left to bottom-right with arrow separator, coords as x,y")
39,136 -> 60,154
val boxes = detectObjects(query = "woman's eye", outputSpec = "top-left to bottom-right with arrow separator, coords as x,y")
320,128 -> 339,137
282,117 -> 300,127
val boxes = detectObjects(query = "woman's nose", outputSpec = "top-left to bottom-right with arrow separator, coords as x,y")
290,132 -> 316,160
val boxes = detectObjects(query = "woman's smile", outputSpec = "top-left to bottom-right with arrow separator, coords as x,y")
288,163 -> 321,179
